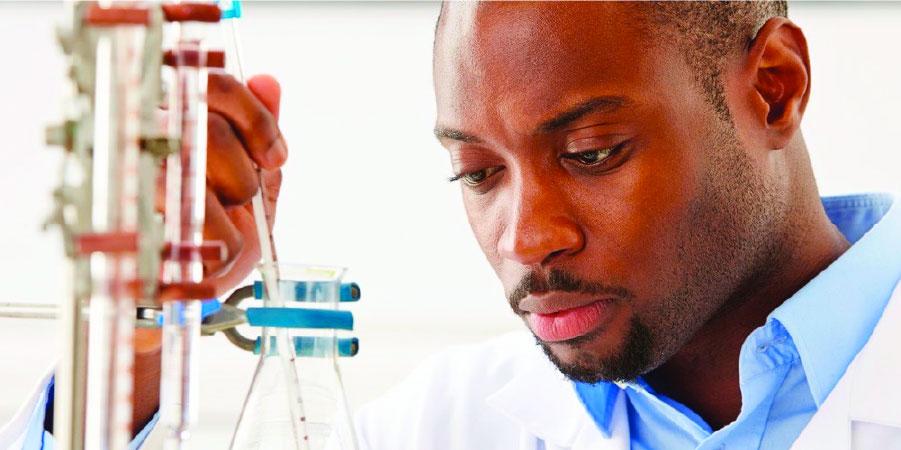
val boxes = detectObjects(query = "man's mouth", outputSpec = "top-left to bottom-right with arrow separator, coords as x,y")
523,296 -> 616,342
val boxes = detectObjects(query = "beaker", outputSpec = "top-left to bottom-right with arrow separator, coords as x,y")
230,264 -> 359,450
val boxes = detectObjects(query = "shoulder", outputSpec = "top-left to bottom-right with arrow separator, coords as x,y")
354,332 -> 546,450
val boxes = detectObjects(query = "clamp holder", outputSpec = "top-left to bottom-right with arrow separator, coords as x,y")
202,281 -> 361,357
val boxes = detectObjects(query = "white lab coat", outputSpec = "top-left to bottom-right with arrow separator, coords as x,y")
355,281 -> 901,450
354,331 -> 629,450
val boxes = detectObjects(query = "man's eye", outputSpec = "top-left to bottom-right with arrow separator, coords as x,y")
563,147 -> 615,166
449,166 -> 502,187
463,170 -> 488,185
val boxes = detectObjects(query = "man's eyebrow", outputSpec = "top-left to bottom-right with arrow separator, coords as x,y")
537,96 -> 629,133
433,96 -> 627,143
433,127 -> 484,144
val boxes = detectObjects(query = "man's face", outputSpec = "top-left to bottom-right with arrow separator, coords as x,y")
434,3 -> 784,382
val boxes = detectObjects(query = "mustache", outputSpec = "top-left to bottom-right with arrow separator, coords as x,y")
507,268 -> 633,310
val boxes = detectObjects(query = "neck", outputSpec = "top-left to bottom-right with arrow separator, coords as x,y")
643,197 -> 850,430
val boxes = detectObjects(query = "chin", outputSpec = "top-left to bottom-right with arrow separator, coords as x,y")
536,318 -> 654,384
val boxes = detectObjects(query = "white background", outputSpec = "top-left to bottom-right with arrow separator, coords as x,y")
0,1 -> 899,447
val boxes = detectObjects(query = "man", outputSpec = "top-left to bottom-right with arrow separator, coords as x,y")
4,1 -> 900,449
351,2 -> 901,449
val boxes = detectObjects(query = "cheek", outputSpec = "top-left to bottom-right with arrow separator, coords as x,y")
592,56 -> 719,290
462,183 -> 534,293
463,190 -> 506,267
574,133 -> 709,304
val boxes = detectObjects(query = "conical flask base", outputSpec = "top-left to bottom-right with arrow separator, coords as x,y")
230,348 -> 310,450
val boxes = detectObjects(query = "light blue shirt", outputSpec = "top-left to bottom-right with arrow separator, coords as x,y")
20,376 -> 159,450
574,193 -> 901,450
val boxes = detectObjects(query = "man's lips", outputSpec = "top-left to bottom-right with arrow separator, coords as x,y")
521,293 -> 616,342
519,291 -> 615,314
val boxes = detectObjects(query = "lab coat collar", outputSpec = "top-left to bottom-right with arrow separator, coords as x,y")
484,343 -> 592,447
572,381 -> 621,438
846,279 -> 901,428
790,279 -> 901,449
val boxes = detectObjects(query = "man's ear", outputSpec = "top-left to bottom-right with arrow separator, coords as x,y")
743,17 -> 811,150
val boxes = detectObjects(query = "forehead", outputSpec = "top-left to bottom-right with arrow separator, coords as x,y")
434,2 -> 679,135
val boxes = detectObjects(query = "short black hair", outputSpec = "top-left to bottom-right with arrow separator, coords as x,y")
434,1 -> 789,122
644,1 -> 789,121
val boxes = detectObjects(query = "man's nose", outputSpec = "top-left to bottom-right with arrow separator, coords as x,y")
497,178 -> 585,266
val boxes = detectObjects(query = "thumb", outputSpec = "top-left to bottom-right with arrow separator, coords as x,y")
247,74 -> 281,121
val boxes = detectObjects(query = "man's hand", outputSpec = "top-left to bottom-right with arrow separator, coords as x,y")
154,73 -> 287,298
132,73 -> 287,434
203,72 -> 287,296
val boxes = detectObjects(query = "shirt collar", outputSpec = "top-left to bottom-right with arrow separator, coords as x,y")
770,193 -> 901,406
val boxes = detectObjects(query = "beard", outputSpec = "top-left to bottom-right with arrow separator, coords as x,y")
539,317 -> 654,383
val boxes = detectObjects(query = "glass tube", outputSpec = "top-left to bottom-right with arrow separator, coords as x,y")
221,8 -> 312,449
83,22 -> 145,450
159,33 -> 208,449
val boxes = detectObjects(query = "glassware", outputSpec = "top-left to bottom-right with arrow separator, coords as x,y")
230,264 -> 359,450
159,26 -> 211,450
82,20 -> 147,450
217,5 -> 357,448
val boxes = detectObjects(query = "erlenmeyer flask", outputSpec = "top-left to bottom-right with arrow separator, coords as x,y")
230,264 -> 358,450
230,327 -> 310,450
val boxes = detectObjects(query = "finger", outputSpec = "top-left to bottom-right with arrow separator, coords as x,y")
247,74 -> 281,121
207,72 -> 287,170
207,112 -> 258,206
210,205 -> 261,297
134,328 -> 162,354
203,188 -> 244,277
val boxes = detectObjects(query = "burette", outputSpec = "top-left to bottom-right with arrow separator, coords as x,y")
221,3 -> 313,448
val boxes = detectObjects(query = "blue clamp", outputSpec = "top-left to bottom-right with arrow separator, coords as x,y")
218,0 -> 242,19
246,307 -> 354,330
253,280 -> 361,303
253,336 -> 359,357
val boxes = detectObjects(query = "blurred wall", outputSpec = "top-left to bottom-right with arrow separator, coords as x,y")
0,1 -> 899,447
